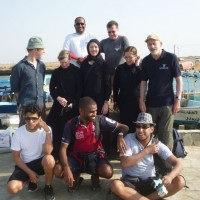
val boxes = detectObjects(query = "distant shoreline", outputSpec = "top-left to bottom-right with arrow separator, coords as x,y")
1,57 -> 200,75
0,62 -> 59,75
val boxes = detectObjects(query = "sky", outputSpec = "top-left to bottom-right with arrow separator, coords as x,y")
0,0 -> 200,64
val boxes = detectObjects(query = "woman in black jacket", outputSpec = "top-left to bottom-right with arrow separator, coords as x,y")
113,46 -> 141,132
46,50 -> 82,159
80,39 -> 112,154
80,39 -> 111,115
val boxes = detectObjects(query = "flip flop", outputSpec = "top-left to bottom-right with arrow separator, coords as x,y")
68,177 -> 84,192
91,175 -> 101,191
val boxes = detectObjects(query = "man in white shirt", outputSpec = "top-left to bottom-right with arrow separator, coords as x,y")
110,112 -> 185,200
63,16 -> 96,67
7,104 -> 55,200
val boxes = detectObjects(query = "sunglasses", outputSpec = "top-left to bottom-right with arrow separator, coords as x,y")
135,124 -> 151,129
75,23 -> 85,26
25,117 -> 39,122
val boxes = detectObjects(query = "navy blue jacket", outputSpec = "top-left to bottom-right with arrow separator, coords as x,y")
141,50 -> 181,107
10,57 -> 45,106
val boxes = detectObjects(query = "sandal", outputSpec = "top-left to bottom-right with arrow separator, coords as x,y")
91,175 -> 101,191
68,177 -> 84,192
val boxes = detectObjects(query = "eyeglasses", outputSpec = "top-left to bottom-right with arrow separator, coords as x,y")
108,31 -> 116,34
135,124 -> 151,129
25,117 -> 39,122
75,23 -> 85,26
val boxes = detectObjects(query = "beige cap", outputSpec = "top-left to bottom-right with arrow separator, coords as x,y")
145,34 -> 162,43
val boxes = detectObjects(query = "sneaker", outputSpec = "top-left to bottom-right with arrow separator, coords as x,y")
28,182 -> 38,192
91,175 -> 101,191
44,185 -> 55,200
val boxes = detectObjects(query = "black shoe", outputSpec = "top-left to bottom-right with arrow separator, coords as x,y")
44,185 -> 55,200
28,182 -> 38,192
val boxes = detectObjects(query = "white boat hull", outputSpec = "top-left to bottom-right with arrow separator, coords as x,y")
174,106 -> 200,124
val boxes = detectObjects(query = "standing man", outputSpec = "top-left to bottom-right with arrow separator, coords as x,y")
63,16 -> 96,67
140,34 -> 182,149
7,104 -> 55,200
100,20 -> 129,76
110,112 -> 185,200
10,36 -> 46,126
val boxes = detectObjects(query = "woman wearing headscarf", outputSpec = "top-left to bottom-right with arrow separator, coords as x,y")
80,39 -> 112,157
80,39 -> 111,115
46,50 -> 82,159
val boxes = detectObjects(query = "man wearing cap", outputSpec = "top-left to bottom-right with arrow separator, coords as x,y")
110,112 -> 185,200
139,34 -> 182,150
63,16 -> 96,67
10,36 -> 46,126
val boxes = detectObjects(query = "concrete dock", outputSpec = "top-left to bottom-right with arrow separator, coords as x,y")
0,146 -> 199,200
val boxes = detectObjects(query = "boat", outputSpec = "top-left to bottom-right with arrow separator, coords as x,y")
0,102 -> 17,113
180,61 -> 193,71
174,99 -> 200,125
0,102 -> 18,145
193,71 -> 200,78
181,71 -> 194,77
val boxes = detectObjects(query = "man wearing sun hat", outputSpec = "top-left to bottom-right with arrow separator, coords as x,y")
139,34 -> 182,150
110,112 -> 185,200
10,36 -> 46,126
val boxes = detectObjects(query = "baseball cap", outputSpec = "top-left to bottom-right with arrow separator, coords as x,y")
145,34 -> 162,43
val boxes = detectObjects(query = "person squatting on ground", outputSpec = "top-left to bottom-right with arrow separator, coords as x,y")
113,46 -> 141,132
7,104 -> 55,200
54,97 -> 129,192
10,36 -> 46,127
110,112 -> 185,200
140,34 -> 182,150
46,50 -> 82,160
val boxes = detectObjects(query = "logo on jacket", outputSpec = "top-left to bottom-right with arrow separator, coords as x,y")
159,64 -> 168,70
75,131 -> 84,139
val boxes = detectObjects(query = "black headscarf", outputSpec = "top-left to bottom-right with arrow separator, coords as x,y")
86,39 -> 102,61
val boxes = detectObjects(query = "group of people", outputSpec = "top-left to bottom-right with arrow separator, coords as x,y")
7,16 -> 185,200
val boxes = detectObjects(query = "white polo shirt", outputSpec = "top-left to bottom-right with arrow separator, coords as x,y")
63,32 -> 96,67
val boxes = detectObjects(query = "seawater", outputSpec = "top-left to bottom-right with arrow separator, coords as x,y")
0,74 -> 51,86
0,74 -> 52,102
1,74 -> 200,100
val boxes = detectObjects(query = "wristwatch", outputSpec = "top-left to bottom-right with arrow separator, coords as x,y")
175,96 -> 181,100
